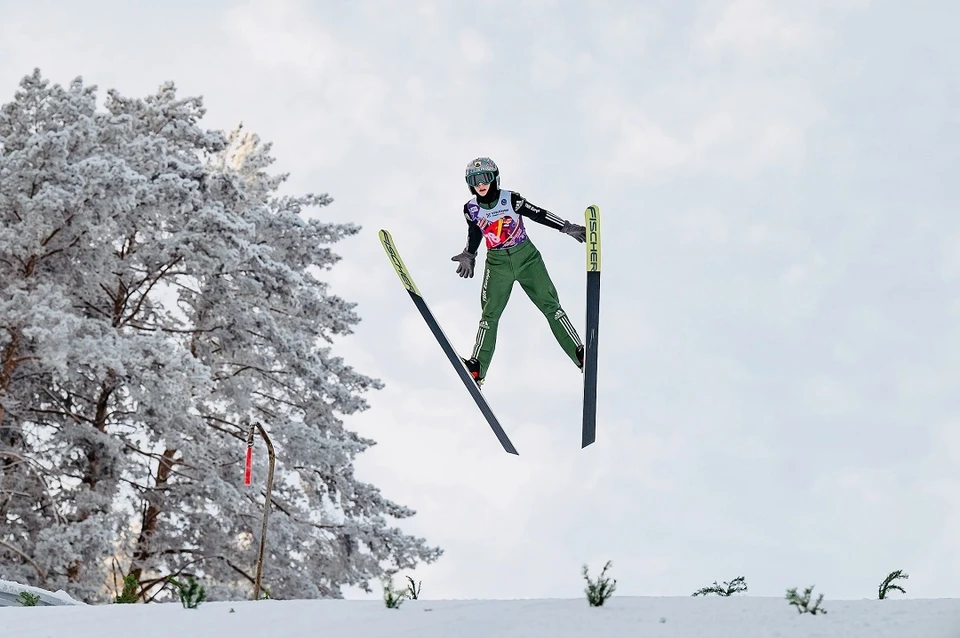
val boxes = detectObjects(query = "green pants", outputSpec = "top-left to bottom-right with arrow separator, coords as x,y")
470,239 -> 582,379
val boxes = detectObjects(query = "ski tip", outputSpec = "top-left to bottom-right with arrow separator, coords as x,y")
585,206 -> 601,273
378,229 -> 421,296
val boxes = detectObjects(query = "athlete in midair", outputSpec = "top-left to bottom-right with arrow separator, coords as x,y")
452,157 -> 587,386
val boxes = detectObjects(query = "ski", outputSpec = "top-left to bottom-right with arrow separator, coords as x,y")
379,229 -> 519,455
581,205 -> 601,448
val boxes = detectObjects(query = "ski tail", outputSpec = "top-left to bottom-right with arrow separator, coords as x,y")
582,205 -> 601,448
379,229 -> 519,455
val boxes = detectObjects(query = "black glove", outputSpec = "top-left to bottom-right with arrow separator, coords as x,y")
451,249 -> 476,278
560,221 -> 586,243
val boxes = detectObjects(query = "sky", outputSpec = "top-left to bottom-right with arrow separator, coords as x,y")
1,0 -> 958,601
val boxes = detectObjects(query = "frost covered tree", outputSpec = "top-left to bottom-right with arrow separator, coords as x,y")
0,69 -> 440,603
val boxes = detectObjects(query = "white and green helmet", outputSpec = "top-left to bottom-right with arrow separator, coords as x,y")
465,157 -> 500,191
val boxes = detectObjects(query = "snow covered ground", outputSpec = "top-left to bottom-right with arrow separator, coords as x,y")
1,582 -> 958,638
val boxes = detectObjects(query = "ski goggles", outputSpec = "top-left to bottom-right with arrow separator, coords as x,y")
465,171 -> 495,187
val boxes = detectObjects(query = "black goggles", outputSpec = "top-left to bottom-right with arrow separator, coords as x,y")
466,171 -> 495,187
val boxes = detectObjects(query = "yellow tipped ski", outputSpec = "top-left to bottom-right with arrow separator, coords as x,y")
379,229 -> 421,296
585,205 -> 601,273
582,205 -> 601,448
378,228 -> 518,455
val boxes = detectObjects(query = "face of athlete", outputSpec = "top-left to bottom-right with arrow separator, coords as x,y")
474,181 -> 491,196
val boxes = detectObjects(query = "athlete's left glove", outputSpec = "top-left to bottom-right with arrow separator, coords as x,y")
451,249 -> 476,278
560,221 -> 586,243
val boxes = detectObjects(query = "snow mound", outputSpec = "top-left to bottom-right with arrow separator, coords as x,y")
0,579 -> 85,607
1,595 -> 959,637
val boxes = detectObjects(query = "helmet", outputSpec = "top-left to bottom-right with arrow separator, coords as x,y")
465,157 -> 500,192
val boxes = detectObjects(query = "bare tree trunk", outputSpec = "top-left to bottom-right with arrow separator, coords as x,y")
128,447 -> 178,592
0,328 -> 23,429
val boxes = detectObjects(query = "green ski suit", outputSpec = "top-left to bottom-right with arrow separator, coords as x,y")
459,189 -> 583,381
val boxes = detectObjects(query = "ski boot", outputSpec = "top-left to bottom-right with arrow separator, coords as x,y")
461,357 -> 484,387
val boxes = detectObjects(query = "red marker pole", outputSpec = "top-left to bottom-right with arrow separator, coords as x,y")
244,423 -> 255,486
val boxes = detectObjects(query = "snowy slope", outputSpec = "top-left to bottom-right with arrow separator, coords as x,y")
1,592 -> 958,638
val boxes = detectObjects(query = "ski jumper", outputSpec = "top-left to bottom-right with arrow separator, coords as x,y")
462,190 -> 583,379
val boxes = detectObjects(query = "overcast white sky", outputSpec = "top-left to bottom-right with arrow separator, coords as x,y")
2,0 -> 959,601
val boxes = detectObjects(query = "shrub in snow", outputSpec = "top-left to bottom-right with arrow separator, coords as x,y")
169,576 -> 206,609
17,591 -> 41,606
114,573 -> 139,604
786,585 -> 827,615
692,576 -> 748,596
878,569 -> 909,599
582,560 -> 616,607
382,576 -> 407,609
405,576 -> 422,600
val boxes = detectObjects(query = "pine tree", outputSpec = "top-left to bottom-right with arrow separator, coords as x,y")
691,576 -> 748,596
0,69 -> 441,603
878,569 -> 909,599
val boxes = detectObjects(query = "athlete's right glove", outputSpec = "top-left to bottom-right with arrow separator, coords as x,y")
451,249 -> 476,278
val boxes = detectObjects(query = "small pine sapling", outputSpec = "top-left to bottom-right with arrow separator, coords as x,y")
786,585 -> 827,615
878,569 -> 909,599
16,591 -> 41,606
692,576 -> 748,596
582,560 -> 617,607
168,576 -> 206,609
405,575 -> 422,600
382,576 -> 408,609
115,573 -> 139,603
